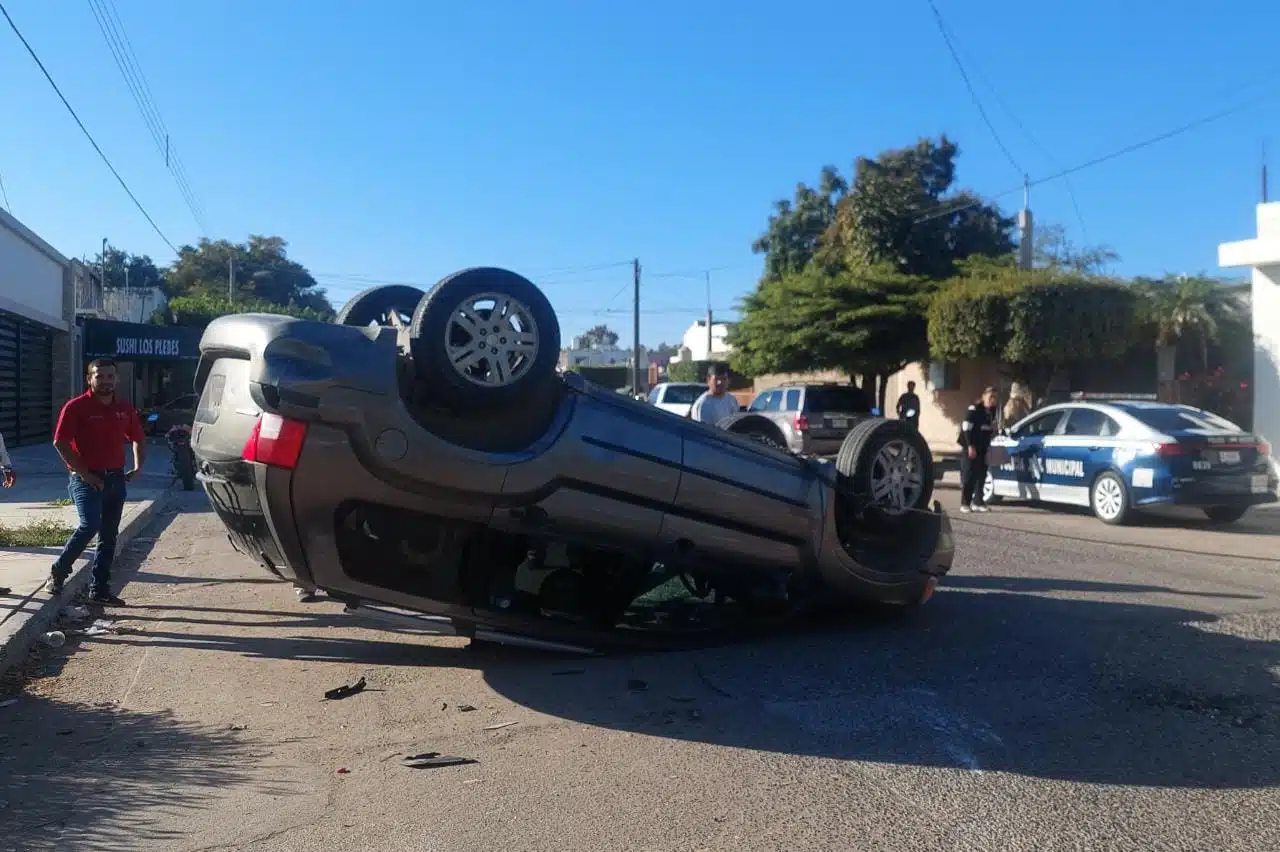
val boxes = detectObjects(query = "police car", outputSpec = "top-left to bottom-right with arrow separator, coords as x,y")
983,398 -> 1278,525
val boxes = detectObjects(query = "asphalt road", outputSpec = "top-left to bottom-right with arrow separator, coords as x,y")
2,490 -> 1279,852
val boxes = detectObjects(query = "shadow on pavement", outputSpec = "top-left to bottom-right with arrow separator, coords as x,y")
943,574 -> 1262,599
0,694 -> 281,852
475,587 -> 1280,790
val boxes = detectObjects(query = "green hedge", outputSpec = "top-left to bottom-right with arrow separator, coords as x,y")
666,359 -> 751,389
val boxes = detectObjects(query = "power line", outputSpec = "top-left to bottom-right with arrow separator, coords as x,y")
85,0 -> 207,233
925,0 -> 1023,178
912,85 -> 1280,227
930,10 -> 1089,238
0,1 -> 177,253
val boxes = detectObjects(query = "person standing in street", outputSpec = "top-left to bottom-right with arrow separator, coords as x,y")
0,427 -> 15,595
958,386 -> 999,514
896,381 -> 921,432
689,363 -> 741,425
49,359 -> 146,605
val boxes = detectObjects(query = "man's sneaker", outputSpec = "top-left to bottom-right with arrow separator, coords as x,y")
959,505 -> 972,514
973,504 -> 991,513
295,587 -> 319,603
47,573 -> 65,596
0,586 -> 11,596
88,589 -> 126,606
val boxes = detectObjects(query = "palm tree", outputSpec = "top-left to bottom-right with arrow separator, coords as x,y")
1138,275 -> 1229,370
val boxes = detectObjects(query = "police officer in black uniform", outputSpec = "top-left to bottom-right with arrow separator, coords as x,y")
958,386 -> 999,513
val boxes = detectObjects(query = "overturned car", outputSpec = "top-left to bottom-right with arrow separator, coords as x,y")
190,268 -> 954,651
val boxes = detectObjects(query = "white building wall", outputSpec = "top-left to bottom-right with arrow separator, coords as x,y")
669,319 -> 734,363
1219,202 -> 1280,470
0,208 -> 68,329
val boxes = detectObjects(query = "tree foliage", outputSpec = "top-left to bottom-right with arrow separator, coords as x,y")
1033,223 -> 1120,275
825,135 -> 1016,279
927,260 -> 1140,401
92,247 -> 166,292
157,293 -> 334,328
751,166 -> 847,281
576,324 -> 619,348
166,235 -> 332,314
728,263 -> 933,409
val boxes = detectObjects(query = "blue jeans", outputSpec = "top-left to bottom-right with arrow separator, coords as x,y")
52,469 -> 127,593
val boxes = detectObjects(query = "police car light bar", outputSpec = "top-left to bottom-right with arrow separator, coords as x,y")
1069,392 -> 1159,401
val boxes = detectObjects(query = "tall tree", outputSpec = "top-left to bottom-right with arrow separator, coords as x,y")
728,262 -> 934,411
577,324 -> 620,348
92,247 -> 166,291
826,135 -> 1016,279
1033,223 -> 1120,275
1135,274 -> 1236,370
751,165 -> 847,281
166,235 -> 332,313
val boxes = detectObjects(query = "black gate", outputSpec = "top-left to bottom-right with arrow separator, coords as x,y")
0,308 -> 55,448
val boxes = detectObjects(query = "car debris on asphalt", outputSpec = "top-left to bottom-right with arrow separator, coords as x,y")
323,676 -> 367,701
401,752 -> 478,770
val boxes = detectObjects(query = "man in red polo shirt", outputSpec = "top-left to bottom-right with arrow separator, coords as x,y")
49,359 -> 147,606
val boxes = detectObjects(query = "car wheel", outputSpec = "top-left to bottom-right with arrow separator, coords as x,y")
1203,505 -> 1249,524
1090,471 -> 1131,525
723,416 -> 789,452
982,469 -> 1003,504
335,284 -> 425,328
835,418 -> 934,522
410,268 -> 561,409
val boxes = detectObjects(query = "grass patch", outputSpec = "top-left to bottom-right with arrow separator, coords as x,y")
46,497 -> 72,508
0,518 -> 75,547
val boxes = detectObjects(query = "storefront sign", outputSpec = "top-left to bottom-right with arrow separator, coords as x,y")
82,318 -> 202,362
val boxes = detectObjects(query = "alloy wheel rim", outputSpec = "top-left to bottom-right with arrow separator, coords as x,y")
445,292 -> 539,388
868,439 -> 924,515
1094,477 -> 1124,520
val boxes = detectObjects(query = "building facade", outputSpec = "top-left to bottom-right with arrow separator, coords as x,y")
0,209 -> 78,448
667,319 -> 735,364
1219,201 -> 1280,466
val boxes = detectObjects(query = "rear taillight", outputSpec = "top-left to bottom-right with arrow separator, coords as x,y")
1258,440 -> 1272,458
794,414 -> 810,432
243,413 -> 308,470
1155,442 -> 1189,457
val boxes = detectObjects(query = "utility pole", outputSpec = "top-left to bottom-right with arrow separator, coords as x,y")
229,256 -> 236,302
1263,140 -> 1270,203
100,237 -> 108,290
705,270 -> 713,357
632,258 -> 641,395
1017,175 -> 1034,270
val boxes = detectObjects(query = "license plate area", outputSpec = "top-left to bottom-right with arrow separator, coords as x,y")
1217,450 -> 1241,465
1252,474 -> 1269,494
828,418 -> 849,429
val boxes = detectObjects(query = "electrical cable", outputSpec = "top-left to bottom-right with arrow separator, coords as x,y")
0,1 -> 178,252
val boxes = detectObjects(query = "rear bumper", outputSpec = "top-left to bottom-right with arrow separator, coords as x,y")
198,460 -> 312,587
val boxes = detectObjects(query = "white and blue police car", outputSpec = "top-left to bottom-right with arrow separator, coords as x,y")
983,397 -> 1278,525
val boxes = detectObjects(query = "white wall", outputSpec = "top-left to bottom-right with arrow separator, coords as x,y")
671,320 -> 734,362
1219,202 -> 1280,465
0,209 -> 68,329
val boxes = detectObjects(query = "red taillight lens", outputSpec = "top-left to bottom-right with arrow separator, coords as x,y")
794,414 -> 810,432
243,413 -> 308,470
1259,440 -> 1272,458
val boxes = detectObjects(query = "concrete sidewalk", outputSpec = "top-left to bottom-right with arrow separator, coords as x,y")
0,440 -> 178,676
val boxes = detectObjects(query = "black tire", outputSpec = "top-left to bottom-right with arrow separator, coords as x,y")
335,284 -> 425,327
410,268 -> 561,409
1090,471 -> 1132,525
723,415 -> 789,452
835,418 -> 934,523
1204,505 -> 1249,524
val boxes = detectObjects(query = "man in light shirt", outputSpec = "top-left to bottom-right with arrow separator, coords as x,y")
1,429 -> 16,596
689,363 -> 741,426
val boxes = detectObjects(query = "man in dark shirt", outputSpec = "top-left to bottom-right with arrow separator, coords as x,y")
896,381 -> 921,432
958,386 -> 999,513
49,359 -> 146,605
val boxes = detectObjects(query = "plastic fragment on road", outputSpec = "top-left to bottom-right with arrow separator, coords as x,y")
484,721 -> 518,730
402,752 -> 477,770
336,767 -> 350,774
457,704 -> 477,712
323,676 -> 367,701
82,619 -> 117,636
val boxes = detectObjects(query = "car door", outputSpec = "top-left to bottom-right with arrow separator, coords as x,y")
1000,408 -> 1068,501
1044,407 -> 1119,507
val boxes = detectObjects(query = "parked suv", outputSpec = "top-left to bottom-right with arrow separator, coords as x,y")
735,383 -> 874,457
190,268 -> 952,651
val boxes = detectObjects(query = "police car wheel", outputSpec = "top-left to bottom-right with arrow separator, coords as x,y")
1203,506 -> 1248,524
1090,471 -> 1131,525
981,470 -> 1002,504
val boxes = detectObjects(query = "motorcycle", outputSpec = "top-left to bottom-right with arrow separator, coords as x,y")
164,422 -> 197,491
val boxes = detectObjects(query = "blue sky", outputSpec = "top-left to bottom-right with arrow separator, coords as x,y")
2,0 -> 1277,348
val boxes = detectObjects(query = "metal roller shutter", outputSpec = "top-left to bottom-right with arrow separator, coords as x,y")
0,308 -> 55,448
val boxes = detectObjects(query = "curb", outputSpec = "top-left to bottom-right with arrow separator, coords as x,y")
0,490 -> 175,679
